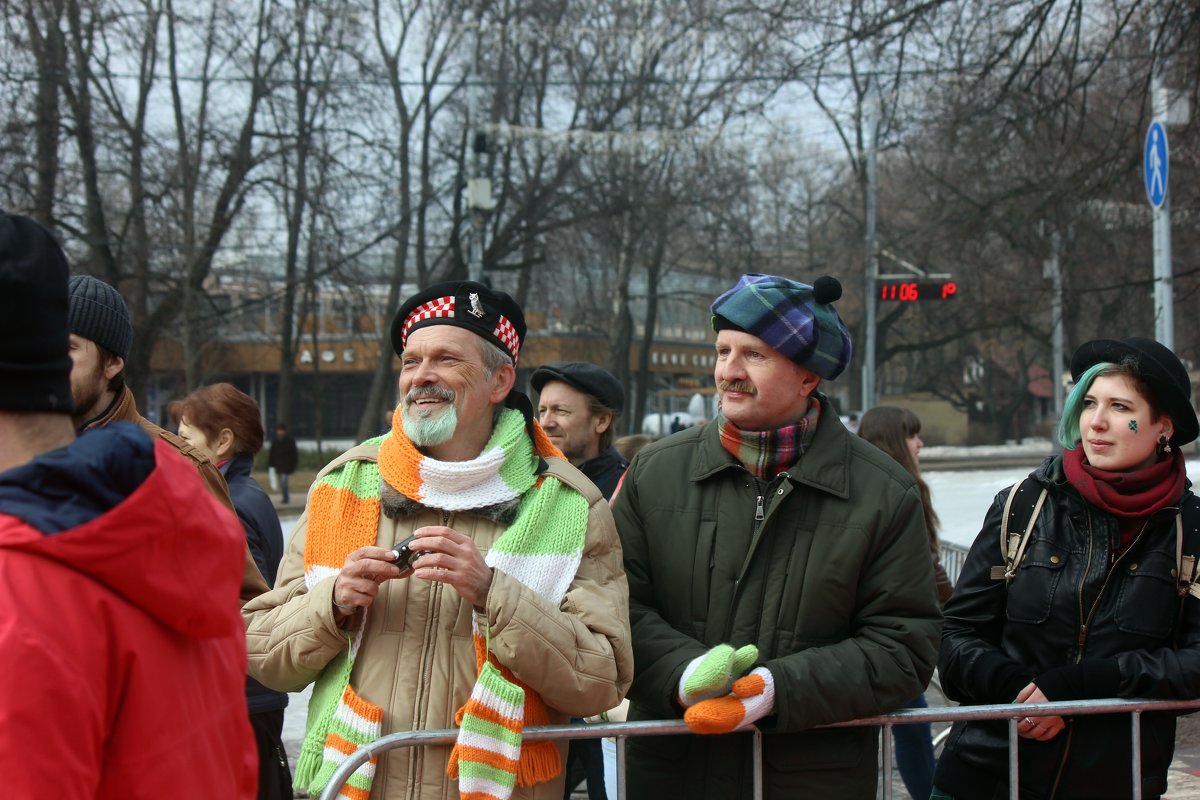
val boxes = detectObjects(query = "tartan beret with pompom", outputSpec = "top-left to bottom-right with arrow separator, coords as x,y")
711,273 -> 853,380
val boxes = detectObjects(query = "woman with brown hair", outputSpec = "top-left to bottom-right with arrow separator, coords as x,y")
859,405 -> 952,800
171,382 -> 292,800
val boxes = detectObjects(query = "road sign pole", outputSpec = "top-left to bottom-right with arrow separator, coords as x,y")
1149,29 -> 1173,348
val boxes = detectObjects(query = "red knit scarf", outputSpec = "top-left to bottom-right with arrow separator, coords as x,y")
1062,446 -> 1186,553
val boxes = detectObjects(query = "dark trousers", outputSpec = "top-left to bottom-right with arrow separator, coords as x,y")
251,709 -> 293,800
563,724 -> 606,800
279,473 -> 290,504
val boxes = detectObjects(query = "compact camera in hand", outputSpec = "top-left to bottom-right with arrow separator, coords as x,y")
389,534 -> 428,579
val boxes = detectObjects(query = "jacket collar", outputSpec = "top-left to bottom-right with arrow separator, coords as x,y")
222,453 -> 254,480
79,383 -> 140,432
691,392 -> 853,500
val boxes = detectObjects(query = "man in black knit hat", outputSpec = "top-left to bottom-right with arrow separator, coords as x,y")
0,210 -> 257,795
66,277 -> 270,601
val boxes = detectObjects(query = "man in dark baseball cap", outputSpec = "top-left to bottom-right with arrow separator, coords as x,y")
530,361 -> 627,799
532,361 -> 627,500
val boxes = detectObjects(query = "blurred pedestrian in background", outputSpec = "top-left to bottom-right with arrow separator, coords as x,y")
0,210 -> 256,797
936,337 -> 1200,799
172,383 -> 292,800
532,361 -> 631,800
533,361 -> 628,501
859,405 -> 952,799
267,422 -> 299,505
614,433 -> 653,462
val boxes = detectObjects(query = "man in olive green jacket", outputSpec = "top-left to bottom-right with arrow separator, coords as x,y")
612,274 -> 942,799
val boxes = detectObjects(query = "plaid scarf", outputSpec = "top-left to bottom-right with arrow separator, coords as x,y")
295,409 -> 588,799
717,400 -> 821,478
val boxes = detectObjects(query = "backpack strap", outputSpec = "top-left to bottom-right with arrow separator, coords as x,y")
1177,512 -> 1200,599
990,478 -> 1049,584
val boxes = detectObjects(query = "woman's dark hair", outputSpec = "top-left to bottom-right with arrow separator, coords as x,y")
168,382 -> 265,457
858,406 -> 941,540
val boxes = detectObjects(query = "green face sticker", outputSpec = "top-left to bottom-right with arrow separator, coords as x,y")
1129,419 -> 1138,433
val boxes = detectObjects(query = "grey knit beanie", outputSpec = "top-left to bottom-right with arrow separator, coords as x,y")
68,275 -> 132,360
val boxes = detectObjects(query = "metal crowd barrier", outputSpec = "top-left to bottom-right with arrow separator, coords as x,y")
318,696 -> 1200,800
940,539 -> 970,586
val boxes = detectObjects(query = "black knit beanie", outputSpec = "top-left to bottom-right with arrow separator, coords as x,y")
0,211 -> 74,413
68,274 -> 132,360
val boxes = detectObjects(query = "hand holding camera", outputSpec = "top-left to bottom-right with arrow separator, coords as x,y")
389,534 -> 430,579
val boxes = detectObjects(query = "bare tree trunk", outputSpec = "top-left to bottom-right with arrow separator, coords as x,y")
25,0 -> 64,228
633,226 -> 668,436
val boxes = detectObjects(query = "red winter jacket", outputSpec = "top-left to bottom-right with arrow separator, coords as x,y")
0,423 -> 257,798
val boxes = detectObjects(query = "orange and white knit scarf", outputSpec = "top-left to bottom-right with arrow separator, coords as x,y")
297,408 -> 588,799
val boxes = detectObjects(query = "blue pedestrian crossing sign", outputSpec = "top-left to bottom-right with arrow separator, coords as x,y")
1144,121 -> 1168,209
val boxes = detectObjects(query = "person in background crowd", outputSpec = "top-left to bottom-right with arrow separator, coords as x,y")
66,274 -> 269,603
531,361 -> 630,800
533,361 -> 628,501
858,405 -> 953,800
613,273 -> 942,799
267,422 -> 299,505
614,433 -> 653,462
935,337 -> 1200,799
669,414 -> 686,434
171,383 -> 292,800
243,281 -> 633,800
0,209 -> 256,797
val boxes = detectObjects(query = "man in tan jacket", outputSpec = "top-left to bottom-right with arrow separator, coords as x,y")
243,280 -> 632,800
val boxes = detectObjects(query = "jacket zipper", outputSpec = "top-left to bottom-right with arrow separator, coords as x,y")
411,509 -> 451,794
1049,513 -> 1150,798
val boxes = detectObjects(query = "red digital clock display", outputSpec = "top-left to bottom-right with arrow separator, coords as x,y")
879,281 -> 958,301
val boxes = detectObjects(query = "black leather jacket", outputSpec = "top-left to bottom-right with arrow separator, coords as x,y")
936,455 -> 1200,799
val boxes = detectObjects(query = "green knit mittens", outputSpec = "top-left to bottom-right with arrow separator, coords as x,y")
677,643 -> 759,707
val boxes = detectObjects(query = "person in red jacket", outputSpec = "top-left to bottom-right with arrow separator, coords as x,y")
0,210 -> 257,798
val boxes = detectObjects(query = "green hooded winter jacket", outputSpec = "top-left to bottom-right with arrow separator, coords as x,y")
612,393 -> 943,799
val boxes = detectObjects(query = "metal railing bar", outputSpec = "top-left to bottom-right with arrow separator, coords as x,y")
819,696 -> 1200,727
1132,710 -> 1143,800
882,722 -> 893,800
616,735 -> 626,800
1008,717 -> 1019,800
317,697 -> 1200,800
753,728 -> 763,799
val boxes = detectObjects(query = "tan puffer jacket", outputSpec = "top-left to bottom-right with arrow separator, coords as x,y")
243,443 -> 633,800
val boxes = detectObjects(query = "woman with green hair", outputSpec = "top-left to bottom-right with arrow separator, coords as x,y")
934,337 -> 1200,799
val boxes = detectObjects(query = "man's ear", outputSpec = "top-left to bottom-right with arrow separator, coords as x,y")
103,354 -> 125,382
797,368 -> 821,397
595,410 -> 614,435
488,363 -> 517,404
